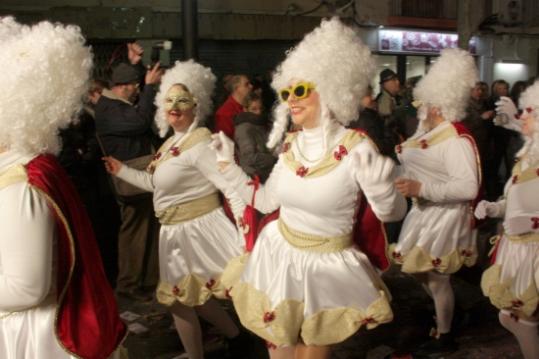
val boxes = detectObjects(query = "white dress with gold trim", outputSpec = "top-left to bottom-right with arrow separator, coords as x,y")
0,151 -> 77,359
481,158 -> 539,319
221,125 -> 404,347
116,128 -> 245,306
392,121 -> 480,274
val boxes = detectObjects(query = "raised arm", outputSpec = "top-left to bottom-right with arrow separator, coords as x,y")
350,141 -> 406,222
210,132 -> 281,214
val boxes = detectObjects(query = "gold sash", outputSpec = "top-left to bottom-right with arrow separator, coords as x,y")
399,123 -> 458,150
278,219 -> 352,252
506,232 -> 539,243
156,192 -> 220,225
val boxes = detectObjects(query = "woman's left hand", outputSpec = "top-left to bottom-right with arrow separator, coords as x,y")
394,177 -> 422,197
102,156 -> 123,175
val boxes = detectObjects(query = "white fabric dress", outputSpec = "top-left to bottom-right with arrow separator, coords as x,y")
393,121 -> 480,274
481,157 -> 539,319
221,125 -> 406,346
0,151 -> 76,359
117,129 -> 245,306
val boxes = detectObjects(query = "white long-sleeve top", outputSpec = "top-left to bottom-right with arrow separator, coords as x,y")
116,131 -> 245,219
0,151 -> 55,313
399,121 -> 479,203
222,125 -> 406,238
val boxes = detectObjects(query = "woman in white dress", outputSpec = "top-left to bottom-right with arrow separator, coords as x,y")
391,48 -> 481,356
476,80 -> 539,359
103,60 -> 246,359
0,18 -> 126,359
211,18 -> 406,359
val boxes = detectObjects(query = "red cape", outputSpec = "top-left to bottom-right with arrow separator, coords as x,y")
26,154 -> 126,359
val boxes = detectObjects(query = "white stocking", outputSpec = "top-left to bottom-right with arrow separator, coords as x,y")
499,311 -> 539,359
170,302 -> 204,359
427,271 -> 454,334
195,298 -> 239,338
268,345 -> 295,359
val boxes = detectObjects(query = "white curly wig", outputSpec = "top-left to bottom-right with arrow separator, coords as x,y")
267,17 -> 375,148
516,80 -> 539,163
413,48 -> 477,125
0,18 -> 92,156
154,60 -> 216,137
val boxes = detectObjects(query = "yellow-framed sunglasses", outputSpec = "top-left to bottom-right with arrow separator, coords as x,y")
279,82 -> 316,102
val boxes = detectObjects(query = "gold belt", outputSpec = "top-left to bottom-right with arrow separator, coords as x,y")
506,231 -> 539,243
278,219 -> 352,253
156,192 -> 220,225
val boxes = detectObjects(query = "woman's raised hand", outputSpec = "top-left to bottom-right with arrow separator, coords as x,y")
209,131 -> 235,165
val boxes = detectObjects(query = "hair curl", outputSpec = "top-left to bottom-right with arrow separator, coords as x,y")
0,17 -> 92,155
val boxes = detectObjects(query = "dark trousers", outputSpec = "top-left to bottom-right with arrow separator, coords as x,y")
116,195 -> 159,293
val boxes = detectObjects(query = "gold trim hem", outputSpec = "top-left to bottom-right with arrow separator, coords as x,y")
389,244 -> 476,274
481,265 -> 539,318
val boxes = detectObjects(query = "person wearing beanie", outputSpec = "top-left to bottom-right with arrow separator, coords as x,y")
95,52 -> 163,300
476,80 -> 539,359
0,17 -> 126,359
103,60 -> 248,359
211,18 -> 406,359
391,48 -> 481,356
376,68 -> 401,118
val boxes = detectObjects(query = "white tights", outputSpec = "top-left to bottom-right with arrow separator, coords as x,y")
170,298 -> 239,359
416,271 -> 454,334
499,311 -> 539,359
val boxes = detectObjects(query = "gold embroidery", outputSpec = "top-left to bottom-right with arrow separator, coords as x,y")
510,160 -> 539,185
0,164 -> 27,190
282,130 -> 366,178
147,127 -> 212,173
481,265 -> 539,318
155,192 -> 220,224
278,219 -> 352,252
231,282 -> 392,346
400,124 -> 459,150
300,291 -> 393,346
506,232 -> 539,243
389,244 -> 477,274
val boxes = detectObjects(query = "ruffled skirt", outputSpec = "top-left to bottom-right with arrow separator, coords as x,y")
230,221 -> 392,347
156,208 -> 244,307
481,236 -> 539,319
391,202 -> 476,274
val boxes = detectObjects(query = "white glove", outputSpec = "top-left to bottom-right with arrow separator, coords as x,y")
209,131 -> 235,164
354,151 -> 395,196
494,96 -> 522,132
474,200 -> 500,219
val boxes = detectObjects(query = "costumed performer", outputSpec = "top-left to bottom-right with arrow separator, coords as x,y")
477,80 -> 539,359
0,17 -> 126,359
103,60 -> 248,359
391,48 -> 481,356
210,17 -> 406,359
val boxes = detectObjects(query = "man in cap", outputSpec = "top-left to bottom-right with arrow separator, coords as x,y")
376,68 -> 401,118
95,51 -> 162,300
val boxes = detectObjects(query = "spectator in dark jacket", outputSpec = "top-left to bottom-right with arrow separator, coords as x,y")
95,52 -> 162,299
349,86 -> 398,160
233,93 -> 276,182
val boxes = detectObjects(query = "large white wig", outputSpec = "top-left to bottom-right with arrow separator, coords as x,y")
516,80 -> 539,163
413,48 -> 477,124
267,17 -> 375,149
154,60 -> 216,137
0,17 -> 92,155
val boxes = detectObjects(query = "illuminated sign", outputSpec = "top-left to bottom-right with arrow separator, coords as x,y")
378,29 -> 476,54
